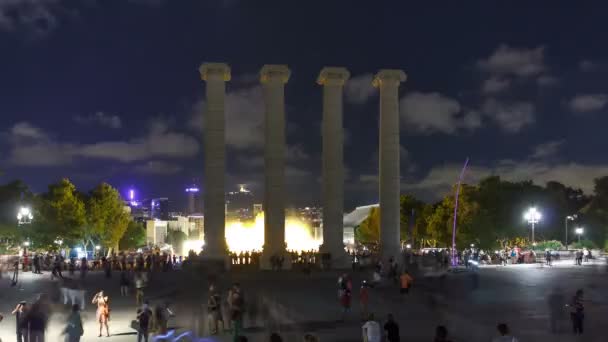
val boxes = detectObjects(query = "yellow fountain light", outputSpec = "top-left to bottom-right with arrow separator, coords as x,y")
224,212 -> 322,253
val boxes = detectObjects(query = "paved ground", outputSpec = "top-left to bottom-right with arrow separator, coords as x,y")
0,258 -> 606,342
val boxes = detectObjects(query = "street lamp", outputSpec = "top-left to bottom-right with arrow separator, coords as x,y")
17,207 -> 33,225
565,215 -> 577,249
524,207 -> 541,243
575,227 -> 584,243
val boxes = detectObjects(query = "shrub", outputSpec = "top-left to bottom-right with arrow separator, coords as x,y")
570,239 -> 597,250
532,240 -> 564,251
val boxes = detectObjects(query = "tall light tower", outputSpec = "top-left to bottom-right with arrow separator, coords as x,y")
524,207 -> 541,243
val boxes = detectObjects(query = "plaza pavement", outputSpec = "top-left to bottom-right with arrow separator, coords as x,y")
0,258 -> 606,342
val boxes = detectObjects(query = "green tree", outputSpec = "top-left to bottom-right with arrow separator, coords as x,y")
35,179 -> 86,247
355,207 -> 380,244
426,184 -> 479,248
87,183 -> 130,252
399,194 -> 425,242
0,180 -> 32,249
119,221 -> 146,250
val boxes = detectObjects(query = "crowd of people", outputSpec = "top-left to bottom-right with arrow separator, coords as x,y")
0,244 -> 597,341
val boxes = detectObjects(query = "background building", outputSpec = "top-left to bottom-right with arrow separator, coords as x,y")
296,206 -> 323,240
226,185 -> 254,221
185,185 -> 201,215
150,197 -> 170,220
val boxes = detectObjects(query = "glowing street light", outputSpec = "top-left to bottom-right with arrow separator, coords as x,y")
524,207 -> 541,243
17,207 -> 33,225
405,244 -> 412,249
575,227 -> 584,242
23,241 -> 30,247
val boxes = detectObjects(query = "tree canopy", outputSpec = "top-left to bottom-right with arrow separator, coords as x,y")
354,175 -> 605,250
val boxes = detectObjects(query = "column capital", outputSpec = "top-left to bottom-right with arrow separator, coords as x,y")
317,67 -> 350,86
199,63 -> 231,82
260,64 -> 290,84
372,69 -> 407,88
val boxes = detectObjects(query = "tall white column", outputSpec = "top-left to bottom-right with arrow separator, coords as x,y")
199,63 -> 231,263
260,64 -> 291,270
317,67 -> 351,268
373,69 -> 407,263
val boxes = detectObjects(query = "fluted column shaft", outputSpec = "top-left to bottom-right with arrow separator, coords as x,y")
373,69 -> 407,262
200,63 -> 231,260
318,67 -> 350,268
260,65 -> 291,269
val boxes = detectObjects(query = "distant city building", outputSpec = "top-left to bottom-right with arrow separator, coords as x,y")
150,198 -> 170,220
296,206 -> 323,240
253,203 -> 263,217
146,215 -> 199,246
124,188 -> 150,222
226,185 -> 254,221
185,185 -> 201,215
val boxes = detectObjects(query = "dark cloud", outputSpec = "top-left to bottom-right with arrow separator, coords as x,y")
481,99 -> 535,133
74,111 -> 122,129
400,92 -> 480,135
569,94 -> 608,113
477,44 -> 545,77
6,121 -> 199,166
344,73 -> 375,104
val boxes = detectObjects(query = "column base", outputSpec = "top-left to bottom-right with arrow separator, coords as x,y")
200,248 -> 230,270
260,250 -> 292,270
319,244 -> 352,269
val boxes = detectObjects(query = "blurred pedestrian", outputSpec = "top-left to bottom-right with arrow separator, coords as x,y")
230,290 -> 245,342
359,281 -> 370,319
340,288 -> 351,321
135,272 -> 146,306
136,301 -> 152,342
207,284 -> 224,334
570,289 -> 584,335
26,294 -> 50,342
491,323 -> 519,342
119,271 -> 129,296
62,304 -> 84,342
383,313 -> 399,342
399,270 -> 413,295
11,301 -> 28,342
434,325 -> 452,342
548,287 -> 565,333
361,313 -> 381,342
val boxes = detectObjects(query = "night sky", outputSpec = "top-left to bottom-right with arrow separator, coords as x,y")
1,1 -> 607,211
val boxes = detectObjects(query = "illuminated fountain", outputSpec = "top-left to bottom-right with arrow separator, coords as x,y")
225,212 -> 322,253
182,212 -> 322,256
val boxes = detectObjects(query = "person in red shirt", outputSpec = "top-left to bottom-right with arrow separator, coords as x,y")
340,288 -> 351,321
359,281 -> 369,319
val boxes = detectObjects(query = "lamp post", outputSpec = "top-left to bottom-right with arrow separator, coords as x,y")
17,207 -> 33,225
565,215 -> 577,250
524,207 -> 541,243
575,227 -> 584,243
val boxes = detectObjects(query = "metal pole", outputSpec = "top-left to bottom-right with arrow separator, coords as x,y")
451,157 -> 469,266
531,221 -> 535,243
565,218 -> 568,250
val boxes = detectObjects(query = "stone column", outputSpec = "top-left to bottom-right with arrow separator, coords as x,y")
260,64 -> 291,270
199,63 -> 231,264
317,67 -> 351,268
372,69 -> 407,263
